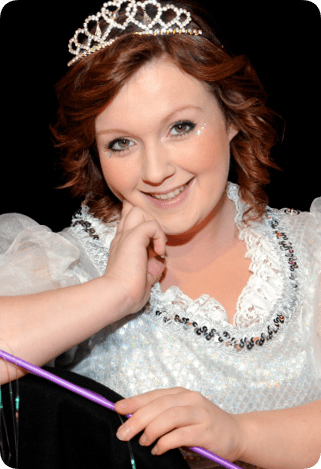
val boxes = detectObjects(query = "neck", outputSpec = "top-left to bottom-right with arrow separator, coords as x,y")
164,190 -> 239,274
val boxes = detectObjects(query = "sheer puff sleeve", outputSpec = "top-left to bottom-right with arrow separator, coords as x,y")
0,213 -> 85,296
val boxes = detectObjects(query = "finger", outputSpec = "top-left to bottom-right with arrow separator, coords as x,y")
115,387 -> 185,415
117,203 -> 167,256
151,425 -> 202,455
117,205 -> 152,237
120,203 -> 162,233
117,200 -> 135,232
121,206 -> 149,231
121,199 -> 135,216
144,220 -> 167,257
121,216 -> 166,257
116,389 -> 192,441
147,256 -> 165,285
117,203 -> 151,234
139,405 -> 202,448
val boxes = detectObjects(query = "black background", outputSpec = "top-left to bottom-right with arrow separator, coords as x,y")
0,0 -> 320,232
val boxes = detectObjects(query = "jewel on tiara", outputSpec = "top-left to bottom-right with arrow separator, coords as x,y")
68,0 -> 202,66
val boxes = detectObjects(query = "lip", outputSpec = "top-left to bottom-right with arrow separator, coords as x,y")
144,180 -> 192,196
144,178 -> 195,209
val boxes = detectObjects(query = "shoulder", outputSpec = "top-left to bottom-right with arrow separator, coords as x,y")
0,211 -> 82,258
0,212 -> 85,294
271,197 -> 321,232
0,212 -> 49,254
309,197 -> 321,224
67,206 -> 119,276
69,206 -> 119,244
0,212 -> 41,234
268,197 -> 321,268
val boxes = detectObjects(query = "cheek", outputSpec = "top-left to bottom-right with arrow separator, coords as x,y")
100,161 -> 137,200
180,133 -> 231,173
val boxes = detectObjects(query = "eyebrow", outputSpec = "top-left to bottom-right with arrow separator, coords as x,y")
95,104 -> 202,137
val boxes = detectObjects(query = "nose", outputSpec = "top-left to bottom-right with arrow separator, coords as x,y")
141,143 -> 175,187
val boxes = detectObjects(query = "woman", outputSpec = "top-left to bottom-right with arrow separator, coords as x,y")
1,1 -> 321,468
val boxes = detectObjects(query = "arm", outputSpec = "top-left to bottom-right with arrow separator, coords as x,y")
0,202 -> 166,384
0,276 -> 128,384
115,388 -> 321,469
236,399 -> 321,469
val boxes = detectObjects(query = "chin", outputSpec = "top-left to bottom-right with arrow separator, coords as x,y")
160,218 -> 200,238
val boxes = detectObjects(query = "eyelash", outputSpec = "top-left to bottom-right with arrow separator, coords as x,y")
105,120 -> 197,155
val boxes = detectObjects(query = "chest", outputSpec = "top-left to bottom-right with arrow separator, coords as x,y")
160,240 -> 252,324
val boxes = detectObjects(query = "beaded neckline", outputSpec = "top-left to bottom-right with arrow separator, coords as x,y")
70,183 -> 303,354
148,184 -> 302,352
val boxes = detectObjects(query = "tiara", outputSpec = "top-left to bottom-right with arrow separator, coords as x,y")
68,0 -> 203,66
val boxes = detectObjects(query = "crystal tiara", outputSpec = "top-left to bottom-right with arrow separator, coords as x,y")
68,0 -> 203,66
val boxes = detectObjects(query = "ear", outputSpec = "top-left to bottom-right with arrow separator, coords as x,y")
227,124 -> 239,142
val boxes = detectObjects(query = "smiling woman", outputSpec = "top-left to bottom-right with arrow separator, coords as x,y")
94,58 -> 237,238
0,1 -> 321,469
51,20 -> 281,227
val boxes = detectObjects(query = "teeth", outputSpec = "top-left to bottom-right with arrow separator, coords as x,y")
151,182 -> 189,200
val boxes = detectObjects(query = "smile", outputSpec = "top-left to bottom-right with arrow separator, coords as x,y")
144,178 -> 195,209
149,182 -> 190,200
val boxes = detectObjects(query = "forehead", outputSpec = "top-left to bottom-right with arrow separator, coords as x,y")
119,57 -> 206,97
95,57 -> 218,131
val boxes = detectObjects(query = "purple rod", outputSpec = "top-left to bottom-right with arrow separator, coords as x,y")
0,350 -> 242,469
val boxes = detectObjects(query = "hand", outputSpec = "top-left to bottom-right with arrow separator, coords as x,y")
114,387 -> 245,462
103,200 -> 167,316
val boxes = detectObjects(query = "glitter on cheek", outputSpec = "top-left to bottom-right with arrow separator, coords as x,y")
195,123 -> 207,136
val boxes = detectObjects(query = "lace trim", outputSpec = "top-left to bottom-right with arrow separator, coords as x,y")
234,233 -> 280,328
148,203 -> 302,353
68,184 -> 303,354
69,206 -> 117,275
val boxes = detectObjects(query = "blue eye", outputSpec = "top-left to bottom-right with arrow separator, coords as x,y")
170,121 -> 196,136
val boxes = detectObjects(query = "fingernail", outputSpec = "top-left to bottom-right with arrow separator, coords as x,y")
115,400 -> 126,410
151,445 -> 158,455
116,425 -> 130,441
139,433 -> 147,446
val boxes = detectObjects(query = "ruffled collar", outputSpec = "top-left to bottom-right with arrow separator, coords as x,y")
150,182 -> 282,328
70,182 -> 302,352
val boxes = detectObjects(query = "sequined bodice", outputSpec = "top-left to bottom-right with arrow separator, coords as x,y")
68,184 -> 298,337
1,184 -> 320,469
66,183 -> 321,418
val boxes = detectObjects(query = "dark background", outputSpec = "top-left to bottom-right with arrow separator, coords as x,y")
0,0 -> 320,232
0,6 -> 319,469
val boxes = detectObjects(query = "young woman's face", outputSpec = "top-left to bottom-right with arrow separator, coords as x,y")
95,57 -> 238,236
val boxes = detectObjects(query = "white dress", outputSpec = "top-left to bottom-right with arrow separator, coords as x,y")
1,183 -> 321,469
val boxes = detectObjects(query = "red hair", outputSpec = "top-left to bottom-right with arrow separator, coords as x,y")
51,0 -> 283,223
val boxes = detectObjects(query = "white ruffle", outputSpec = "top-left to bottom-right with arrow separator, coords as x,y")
2,187 -> 321,354
234,228 -> 282,328
150,184 -> 283,330
70,185 -> 321,416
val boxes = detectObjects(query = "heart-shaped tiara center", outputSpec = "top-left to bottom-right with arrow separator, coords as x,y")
137,1 -> 162,28
102,0 -> 136,30
68,0 -> 202,66
160,5 -> 190,29
84,15 -> 104,41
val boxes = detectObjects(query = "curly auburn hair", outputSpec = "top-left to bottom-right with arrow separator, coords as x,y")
51,0 -> 283,224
